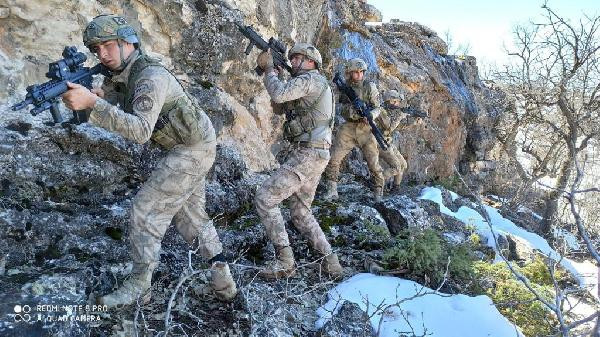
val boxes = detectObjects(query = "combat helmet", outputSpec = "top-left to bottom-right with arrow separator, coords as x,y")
346,58 -> 368,73
288,43 -> 323,69
83,14 -> 140,51
383,89 -> 404,102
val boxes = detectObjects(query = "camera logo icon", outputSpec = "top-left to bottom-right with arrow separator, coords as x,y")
13,305 -> 32,322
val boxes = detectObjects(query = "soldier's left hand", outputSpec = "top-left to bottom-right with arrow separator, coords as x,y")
62,82 -> 97,110
257,50 -> 274,71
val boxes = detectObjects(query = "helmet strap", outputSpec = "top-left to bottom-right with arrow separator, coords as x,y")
115,39 -> 136,72
292,56 -> 306,76
385,102 -> 401,109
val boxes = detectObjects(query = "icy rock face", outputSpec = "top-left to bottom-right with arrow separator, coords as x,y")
319,0 -> 509,182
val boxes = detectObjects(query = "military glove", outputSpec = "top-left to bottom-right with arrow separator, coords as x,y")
256,51 -> 274,71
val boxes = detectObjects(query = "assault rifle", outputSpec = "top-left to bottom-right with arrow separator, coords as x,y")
400,106 -> 428,118
235,23 -> 292,75
333,73 -> 389,150
11,46 -> 110,124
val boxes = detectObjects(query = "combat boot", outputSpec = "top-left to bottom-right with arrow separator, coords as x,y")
210,261 -> 238,301
323,180 -> 339,201
259,246 -> 296,280
374,187 -> 383,202
321,253 -> 344,279
389,184 -> 402,194
97,270 -> 152,308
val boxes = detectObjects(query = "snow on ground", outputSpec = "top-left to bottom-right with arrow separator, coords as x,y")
316,273 -> 523,337
419,187 -> 598,300
315,187 -> 598,335
552,227 -> 581,251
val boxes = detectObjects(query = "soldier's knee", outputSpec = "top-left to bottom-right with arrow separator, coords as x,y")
254,189 -> 274,214
290,206 -> 309,222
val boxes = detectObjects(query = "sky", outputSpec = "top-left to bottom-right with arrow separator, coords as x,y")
367,0 -> 600,67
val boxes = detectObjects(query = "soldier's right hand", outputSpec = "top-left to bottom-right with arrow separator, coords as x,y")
256,50 -> 274,71
91,88 -> 105,98
62,82 -> 97,111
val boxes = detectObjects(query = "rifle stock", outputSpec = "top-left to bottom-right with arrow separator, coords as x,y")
400,106 -> 428,118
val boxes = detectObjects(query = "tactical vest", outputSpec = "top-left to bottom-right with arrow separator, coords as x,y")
376,108 -> 392,133
342,80 -> 376,122
123,55 -> 210,149
283,73 -> 334,146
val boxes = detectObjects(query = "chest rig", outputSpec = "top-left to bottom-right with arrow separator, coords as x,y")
117,55 -> 204,149
283,75 -> 334,143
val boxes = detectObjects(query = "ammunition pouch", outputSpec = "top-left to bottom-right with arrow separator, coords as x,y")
284,112 -> 317,139
151,96 -> 204,149
283,77 -> 331,140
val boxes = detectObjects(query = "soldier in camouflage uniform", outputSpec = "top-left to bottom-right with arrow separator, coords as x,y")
376,89 -> 412,191
62,14 -> 237,307
323,58 -> 385,201
253,43 -> 343,279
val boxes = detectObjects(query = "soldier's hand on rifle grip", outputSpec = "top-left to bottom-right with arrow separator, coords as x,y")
62,82 -> 97,111
91,88 -> 105,98
256,50 -> 274,72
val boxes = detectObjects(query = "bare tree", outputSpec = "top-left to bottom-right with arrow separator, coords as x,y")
493,3 -> 600,237
455,163 -> 599,337
443,29 -> 472,56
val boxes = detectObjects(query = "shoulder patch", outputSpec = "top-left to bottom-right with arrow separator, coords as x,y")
133,79 -> 155,96
133,94 -> 154,112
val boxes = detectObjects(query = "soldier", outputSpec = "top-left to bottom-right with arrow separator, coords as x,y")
323,58 -> 384,201
61,14 -> 237,307
376,89 -> 411,192
254,43 -> 343,279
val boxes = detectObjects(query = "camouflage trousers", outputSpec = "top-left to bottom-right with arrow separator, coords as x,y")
255,146 -> 332,255
324,121 -> 384,189
379,145 -> 407,186
129,140 -> 222,275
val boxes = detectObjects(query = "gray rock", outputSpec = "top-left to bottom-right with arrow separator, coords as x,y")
375,194 -> 431,235
318,301 -> 372,336
506,234 -> 535,263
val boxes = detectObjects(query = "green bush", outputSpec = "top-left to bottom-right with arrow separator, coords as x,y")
520,256 -> 565,286
472,260 -> 559,336
383,229 -> 476,286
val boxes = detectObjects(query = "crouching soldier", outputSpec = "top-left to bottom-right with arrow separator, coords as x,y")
377,89 -> 425,192
61,14 -> 237,306
253,43 -> 343,279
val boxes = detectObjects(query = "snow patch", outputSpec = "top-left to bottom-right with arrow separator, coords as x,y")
419,187 -> 598,300
316,273 -> 523,337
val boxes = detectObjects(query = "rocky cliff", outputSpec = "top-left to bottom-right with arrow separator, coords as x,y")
0,0 -> 519,336
1,0 -> 508,180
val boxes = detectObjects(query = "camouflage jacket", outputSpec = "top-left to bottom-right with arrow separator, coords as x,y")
376,106 -> 410,137
264,69 -> 334,146
339,80 -> 381,122
89,50 -> 215,148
